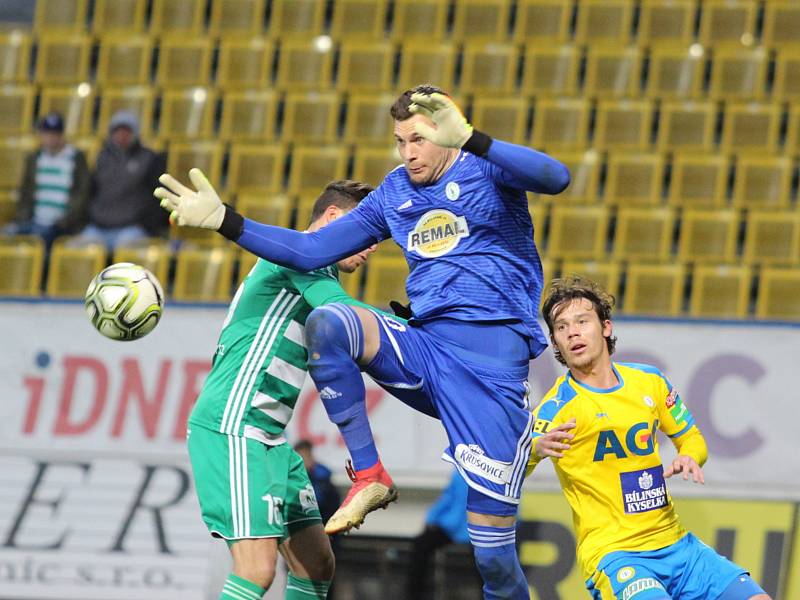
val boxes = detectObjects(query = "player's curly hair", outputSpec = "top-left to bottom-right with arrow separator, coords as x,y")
390,84 -> 448,120
542,275 -> 617,365
309,180 -> 374,223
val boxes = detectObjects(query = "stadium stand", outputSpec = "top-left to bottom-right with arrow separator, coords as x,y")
0,235 -> 44,296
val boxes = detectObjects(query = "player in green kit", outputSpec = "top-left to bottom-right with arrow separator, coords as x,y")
186,181 -> 378,600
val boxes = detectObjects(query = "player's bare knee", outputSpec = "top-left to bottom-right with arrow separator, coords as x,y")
233,560 -> 276,590
304,545 -> 335,581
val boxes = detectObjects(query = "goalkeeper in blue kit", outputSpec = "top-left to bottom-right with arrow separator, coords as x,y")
156,85 -> 570,600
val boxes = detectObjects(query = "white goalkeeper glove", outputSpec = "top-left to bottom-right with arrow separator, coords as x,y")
154,168 -> 226,230
408,92 -> 492,156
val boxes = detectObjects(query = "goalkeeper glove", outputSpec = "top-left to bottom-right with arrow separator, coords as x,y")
408,92 -> 492,157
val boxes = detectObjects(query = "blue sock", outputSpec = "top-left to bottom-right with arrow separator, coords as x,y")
305,304 -> 379,470
468,524 -> 529,600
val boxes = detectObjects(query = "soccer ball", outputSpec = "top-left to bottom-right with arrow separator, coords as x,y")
84,263 -> 164,341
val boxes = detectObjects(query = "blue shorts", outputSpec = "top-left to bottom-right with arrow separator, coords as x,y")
365,312 -> 533,511
587,532 -> 764,599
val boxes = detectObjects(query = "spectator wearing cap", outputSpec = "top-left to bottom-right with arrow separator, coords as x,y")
5,112 -> 90,248
75,111 -> 167,251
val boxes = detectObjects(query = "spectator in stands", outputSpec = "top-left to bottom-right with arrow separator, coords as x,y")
5,112 -> 90,249
294,439 -> 342,527
75,111 -> 167,250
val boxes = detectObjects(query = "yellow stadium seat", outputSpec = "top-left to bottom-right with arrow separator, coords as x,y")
756,268 -> 800,320
561,260 -> 623,301
34,0 -> 88,34
668,154 -> 729,208
677,208 -> 740,263
689,264 -> 751,318
391,0 -> 448,42
613,207 -> 675,261
787,105 -> 800,157
112,238 -> 171,286
530,203 -> 549,248
226,143 -> 286,194
0,85 -> 35,136
0,191 -> 16,225
594,100 -> 654,151
150,0 -> 206,37
514,0 -> 571,46
470,97 -> 529,145
236,250 -> 260,286
267,0 -> 325,40
39,84 -> 96,137
96,36 -> 153,87
275,39 -> 334,92
0,31 -> 31,84
282,92 -> 339,143
215,39 -> 274,90
732,156 -> 793,210
159,88 -> 217,140
46,238 -> 106,298
288,146 -> 348,197
331,0 -> 388,40
547,205 -> 610,260
166,141 -> 224,188
575,0 -> 634,46
219,90 -> 278,142
173,244 -> 236,302
92,0 -> 146,34
699,0 -> 758,48
0,137 -> 37,189
156,38 -> 213,88
352,146 -> 401,187
98,87 -> 154,141
293,195 -> 319,230
375,238 -> 405,259
397,42 -> 457,92
773,49 -> 800,103
459,43 -> 518,96
535,150 -> 600,204
645,45 -> 705,100
762,1 -> 800,50
451,0 -> 511,42
638,0 -> 696,47
521,45 -> 579,99
338,267 -> 363,300
209,0 -> 266,38
237,193 -> 294,229
657,101 -> 716,153
720,103 -> 781,155
170,223 -> 224,248
343,93 -> 396,145
604,152 -> 665,206
0,236 -> 44,296
584,46 -> 642,99
73,136 -> 100,167
35,34 -> 91,85
337,42 -> 394,93
709,47 -> 767,101
531,98 -> 591,151
364,256 -> 409,307
743,210 -> 800,266
623,263 -> 686,316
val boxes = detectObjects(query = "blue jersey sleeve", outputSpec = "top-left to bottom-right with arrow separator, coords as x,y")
346,185 -> 391,241
481,139 -> 570,195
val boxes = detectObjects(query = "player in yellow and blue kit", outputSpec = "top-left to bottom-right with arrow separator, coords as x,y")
527,276 -> 770,600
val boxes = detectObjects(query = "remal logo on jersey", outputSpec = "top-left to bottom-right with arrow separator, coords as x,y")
407,209 -> 470,258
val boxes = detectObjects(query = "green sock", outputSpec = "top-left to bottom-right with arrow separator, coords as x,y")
220,573 -> 266,600
285,574 -> 331,599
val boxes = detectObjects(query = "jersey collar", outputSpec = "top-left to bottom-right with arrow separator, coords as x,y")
567,364 -> 624,394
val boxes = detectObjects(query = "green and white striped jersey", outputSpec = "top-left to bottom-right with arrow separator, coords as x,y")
189,258 -> 366,445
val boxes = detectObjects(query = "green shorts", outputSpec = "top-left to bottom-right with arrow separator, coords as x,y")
187,426 -> 322,541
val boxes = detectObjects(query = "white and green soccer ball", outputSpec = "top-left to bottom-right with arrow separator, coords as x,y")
84,263 -> 164,341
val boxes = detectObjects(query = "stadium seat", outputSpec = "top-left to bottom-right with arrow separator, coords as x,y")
530,202 -> 549,248
97,87 -> 155,141
645,45 -> 705,100
756,268 -> 800,320
575,0 -> 634,47
0,31 -> 31,84
281,92 -> 340,143
513,0 -> 572,46
34,0 -> 88,34
397,42 -> 457,92
560,260 -> 623,300
547,205 -> 610,260
584,47 -> 642,99
638,0 -> 696,47
451,0 -> 511,43
0,85 -> 35,136
96,36 -> 153,87
668,154 -> 729,208
209,0 -> 266,38
156,38 -> 213,88
237,193 -> 294,229
593,100 -> 654,151
226,143 -> 286,194
623,263 -> 686,316
112,238 -> 171,286
773,49 -> 800,103
689,264 -> 752,318
166,141 -> 224,189
743,210 -> 800,266
92,0 -> 146,34
236,249 -> 260,286
699,0 -> 758,48
469,97 -> 529,145
331,0 -> 388,40
677,208 -> 740,263
288,146 -> 348,197
46,238 -> 106,298
268,0 -> 325,40
0,236 -> 44,296
173,244 -> 236,302
459,43 -> 518,97
0,191 -> 15,225
216,39 -> 274,90
709,47 -> 768,101
352,146 -> 401,187
531,98 -> 591,151
338,266 -> 363,300
604,152 -> 665,206
521,45 -> 579,99
364,256 -> 409,307
532,151 -> 600,204
158,88 -> 216,141
391,0 -> 448,42
720,103 -> 781,155
275,39 -> 334,92
150,0 -> 206,37
35,34 -> 91,85
731,156 -> 793,209
293,194 -> 326,230
787,105 -> 800,157
38,84 -> 96,137
762,1 -> 800,49
657,101 -> 716,153
0,138 -> 37,189
73,136 -> 100,167
343,93 -> 396,145
219,90 -> 278,142
337,42 -> 395,93
613,207 -> 675,261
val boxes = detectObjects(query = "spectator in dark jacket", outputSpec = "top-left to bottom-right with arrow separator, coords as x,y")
294,439 -> 342,526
